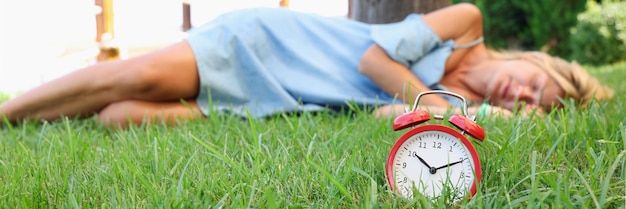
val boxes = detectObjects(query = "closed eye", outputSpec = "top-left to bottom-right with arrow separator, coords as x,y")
531,74 -> 542,92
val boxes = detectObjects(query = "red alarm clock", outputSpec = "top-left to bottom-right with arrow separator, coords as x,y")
385,90 -> 485,201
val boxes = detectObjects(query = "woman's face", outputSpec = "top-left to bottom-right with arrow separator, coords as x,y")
486,59 -> 565,111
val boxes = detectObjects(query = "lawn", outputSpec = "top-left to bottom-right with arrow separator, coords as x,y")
1,62 -> 625,208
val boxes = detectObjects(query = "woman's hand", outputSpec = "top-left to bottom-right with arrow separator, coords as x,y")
374,104 -> 466,118
472,104 -> 545,119
518,104 -> 545,117
374,103 -> 545,120
373,104 -> 411,118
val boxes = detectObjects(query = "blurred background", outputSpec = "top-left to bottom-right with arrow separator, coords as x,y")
1,0 -> 624,95
0,0 -> 348,94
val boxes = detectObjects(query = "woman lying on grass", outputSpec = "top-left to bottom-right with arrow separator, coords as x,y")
0,3 -> 614,128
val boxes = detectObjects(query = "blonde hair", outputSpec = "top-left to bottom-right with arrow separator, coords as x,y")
487,49 -> 614,106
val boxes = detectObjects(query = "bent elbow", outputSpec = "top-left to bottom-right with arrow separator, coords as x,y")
357,59 -> 369,75
457,3 -> 483,25
357,44 -> 380,75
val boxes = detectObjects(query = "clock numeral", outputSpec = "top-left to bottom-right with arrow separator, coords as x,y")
402,162 -> 407,168
449,146 -> 453,152
455,186 -> 465,198
432,142 -> 442,149
418,142 -> 427,149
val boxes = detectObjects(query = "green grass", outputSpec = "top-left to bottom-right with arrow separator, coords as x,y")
1,62 -> 625,208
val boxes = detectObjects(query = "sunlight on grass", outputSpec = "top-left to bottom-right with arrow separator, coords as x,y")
0,62 -> 625,208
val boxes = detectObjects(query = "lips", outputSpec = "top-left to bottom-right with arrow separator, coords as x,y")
501,79 -> 511,99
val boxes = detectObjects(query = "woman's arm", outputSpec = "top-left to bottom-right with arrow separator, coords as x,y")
373,103 -> 544,119
373,104 -> 482,119
373,104 -> 516,119
358,3 -> 484,107
358,44 -> 451,107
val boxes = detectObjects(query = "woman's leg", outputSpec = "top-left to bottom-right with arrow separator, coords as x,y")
0,40 -> 201,123
97,99 -> 203,129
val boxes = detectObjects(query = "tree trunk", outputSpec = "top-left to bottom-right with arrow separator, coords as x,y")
350,0 -> 451,24
182,1 -> 192,31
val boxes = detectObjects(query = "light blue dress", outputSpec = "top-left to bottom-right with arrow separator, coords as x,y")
186,7 -> 482,118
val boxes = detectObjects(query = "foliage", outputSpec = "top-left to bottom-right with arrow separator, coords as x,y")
515,0 -> 587,57
0,94 -> 9,104
455,0 -> 521,49
1,62 -> 625,208
570,1 -> 626,65
454,0 -> 587,58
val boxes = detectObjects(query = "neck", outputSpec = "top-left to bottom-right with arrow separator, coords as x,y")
455,58 -> 504,102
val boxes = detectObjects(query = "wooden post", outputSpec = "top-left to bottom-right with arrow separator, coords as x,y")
95,0 -> 119,61
183,1 -> 192,31
350,0 -> 450,23
279,0 -> 289,8
348,0 -> 353,18
95,0 -> 114,42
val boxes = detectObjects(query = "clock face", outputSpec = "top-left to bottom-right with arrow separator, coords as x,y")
388,126 -> 479,200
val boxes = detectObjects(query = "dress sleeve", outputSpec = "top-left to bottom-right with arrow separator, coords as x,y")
370,14 -> 444,67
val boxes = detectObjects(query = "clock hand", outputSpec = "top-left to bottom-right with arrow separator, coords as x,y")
413,153 -> 437,174
435,160 -> 464,171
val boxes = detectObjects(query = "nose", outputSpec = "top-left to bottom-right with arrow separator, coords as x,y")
515,86 -> 536,104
